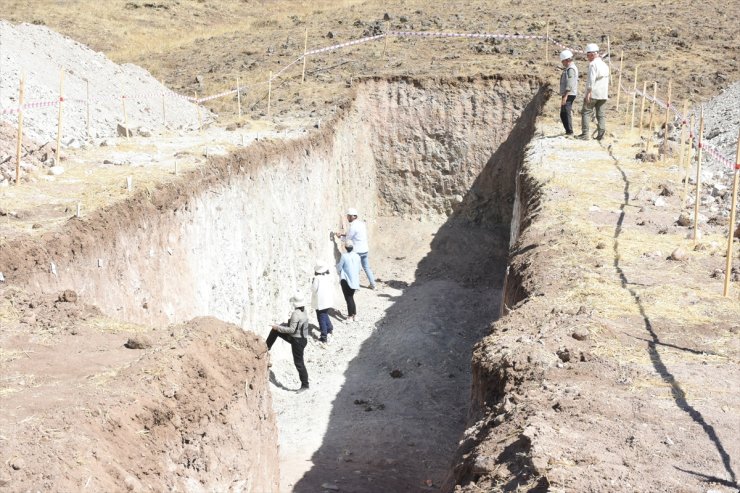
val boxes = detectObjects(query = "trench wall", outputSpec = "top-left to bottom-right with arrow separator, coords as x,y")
1,76 -> 542,332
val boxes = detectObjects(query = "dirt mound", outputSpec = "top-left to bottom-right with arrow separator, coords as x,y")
0,293 -> 279,492
0,20 -> 209,146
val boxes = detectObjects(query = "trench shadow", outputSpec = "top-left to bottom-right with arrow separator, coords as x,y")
292,88 -> 548,493
607,145 -> 738,488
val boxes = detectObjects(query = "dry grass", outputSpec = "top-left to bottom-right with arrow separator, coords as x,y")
86,316 -> 149,335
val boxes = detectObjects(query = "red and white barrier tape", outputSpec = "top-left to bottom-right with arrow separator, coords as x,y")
0,29 -> 736,170
393,31 -> 544,40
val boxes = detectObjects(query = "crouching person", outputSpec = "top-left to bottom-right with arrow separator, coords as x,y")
266,293 -> 310,392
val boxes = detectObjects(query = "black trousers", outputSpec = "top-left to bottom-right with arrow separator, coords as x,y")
340,279 -> 357,317
560,95 -> 576,134
266,330 -> 309,387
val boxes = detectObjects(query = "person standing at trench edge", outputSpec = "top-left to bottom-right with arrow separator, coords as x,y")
578,43 -> 610,141
559,49 -> 579,136
337,208 -> 376,290
266,293 -> 310,392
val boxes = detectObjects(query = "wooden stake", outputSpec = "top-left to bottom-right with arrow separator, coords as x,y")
630,65 -> 638,130
382,21 -> 390,57
162,81 -> 167,128
606,36 -> 612,91
638,80 -> 647,137
545,21 -> 549,62
86,79 -> 91,140
724,130 -> 740,297
683,114 -> 695,203
236,76 -> 242,120
301,27 -> 308,84
645,82 -> 658,153
15,74 -> 25,185
267,71 -> 272,117
615,51 -> 624,111
55,70 -> 65,164
661,79 -> 672,162
76,202 -> 81,218
194,91 -> 202,132
122,95 -> 130,138
693,107 -> 704,246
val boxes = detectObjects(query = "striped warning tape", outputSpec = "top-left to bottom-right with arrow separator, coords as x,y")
392,31 -> 544,40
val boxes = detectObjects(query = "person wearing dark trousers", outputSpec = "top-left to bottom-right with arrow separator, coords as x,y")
266,293 -> 310,392
559,49 -> 579,136
312,262 -> 334,343
337,239 -> 361,321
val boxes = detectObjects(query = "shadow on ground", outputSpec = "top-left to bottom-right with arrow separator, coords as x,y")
293,89 -> 546,493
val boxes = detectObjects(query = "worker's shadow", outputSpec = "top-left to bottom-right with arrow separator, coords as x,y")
268,370 -> 293,391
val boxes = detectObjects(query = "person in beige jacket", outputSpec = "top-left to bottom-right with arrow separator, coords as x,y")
578,43 -> 610,141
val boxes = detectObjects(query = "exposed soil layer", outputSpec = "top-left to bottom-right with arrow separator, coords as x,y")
0,306 -> 278,492
0,76 -> 545,491
445,117 -> 740,492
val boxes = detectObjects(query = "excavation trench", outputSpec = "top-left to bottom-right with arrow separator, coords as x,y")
0,76 -> 547,491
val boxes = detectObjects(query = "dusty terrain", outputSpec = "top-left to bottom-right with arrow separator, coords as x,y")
0,1 -> 739,493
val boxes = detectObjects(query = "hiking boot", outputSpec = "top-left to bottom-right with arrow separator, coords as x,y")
576,133 -> 589,140
296,384 -> 309,393
596,130 -> 605,141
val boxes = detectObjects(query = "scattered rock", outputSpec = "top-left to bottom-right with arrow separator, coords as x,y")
117,123 -> 134,138
556,347 -> 572,362
669,247 -> 688,261
676,212 -> 692,227
595,240 -> 607,249
653,197 -> 667,207
137,127 -> 152,137
10,457 -> 24,470
390,369 -> 403,378
124,336 -> 152,349
658,183 -> 674,196
48,166 -> 65,176
320,483 -> 340,491
636,150 -> 659,162
21,313 -> 36,325
58,289 -> 78,303
572,327 -> 591,341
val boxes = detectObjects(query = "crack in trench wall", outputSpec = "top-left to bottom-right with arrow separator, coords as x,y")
4,76 -> 543,334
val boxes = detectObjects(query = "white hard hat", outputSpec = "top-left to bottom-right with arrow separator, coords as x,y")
559,49 -> 573,61
344,239 -> 354,249
314,262 -> 328,274
585,43 -> 599,53
346,207 -> 358,216
289,293 -> 305,307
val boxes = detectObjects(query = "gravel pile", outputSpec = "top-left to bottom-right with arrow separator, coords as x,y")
0,21 -> 209,147
688,81 -> 740,183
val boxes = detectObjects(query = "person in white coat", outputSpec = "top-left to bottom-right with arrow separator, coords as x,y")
312,262 -> 334,343
578,43 -> 610,141
337,207 -> 376,289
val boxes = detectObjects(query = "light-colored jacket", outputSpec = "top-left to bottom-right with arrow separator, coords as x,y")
560,62 -> 578,96
337,251 -> 361,290
586,57 -> 609,100
312,273 -> 334,310
346,219 -> 369,254
274,308 -> 309,338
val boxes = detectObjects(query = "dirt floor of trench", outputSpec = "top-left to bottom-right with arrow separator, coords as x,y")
270,216 -> 509,492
